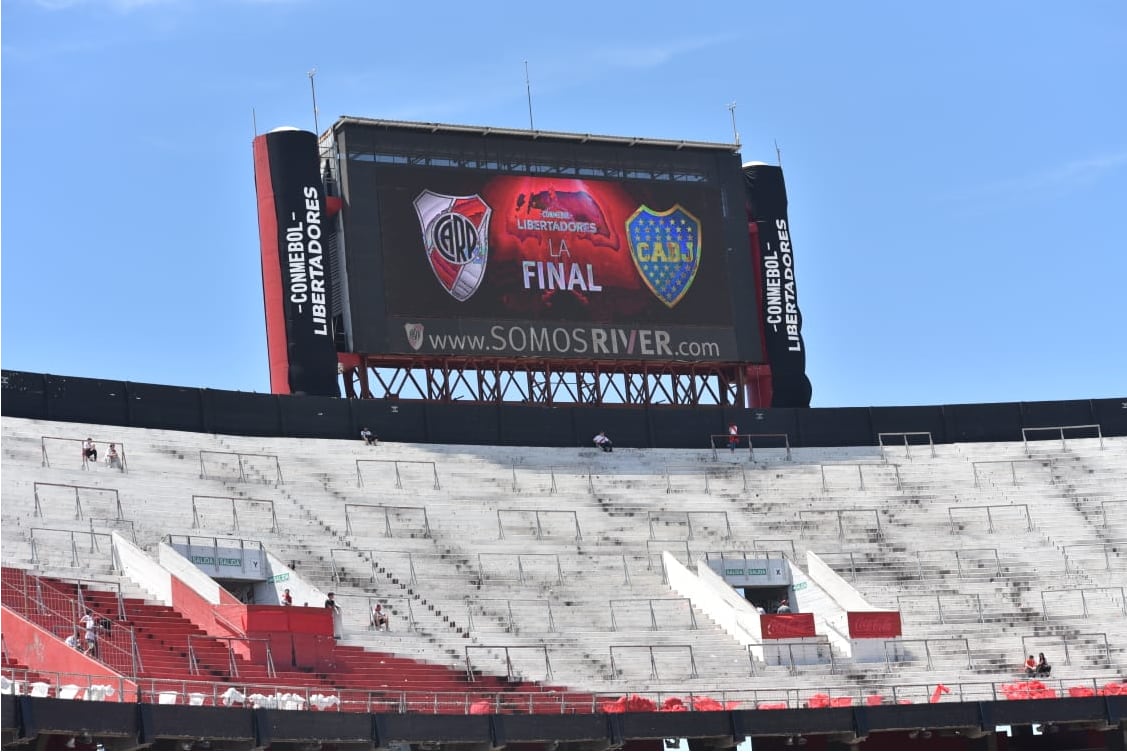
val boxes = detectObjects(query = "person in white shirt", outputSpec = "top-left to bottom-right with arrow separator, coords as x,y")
79,610 -> 99,656
593,431 -> 613,453
65,630 -> 81,650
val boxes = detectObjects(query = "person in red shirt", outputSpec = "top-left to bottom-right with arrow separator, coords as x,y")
727,424 -> 739,452
1024,655 -> 1037,675
281,588 -> 293,606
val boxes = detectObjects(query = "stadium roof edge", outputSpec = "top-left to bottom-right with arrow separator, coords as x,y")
330,116 -> 742,154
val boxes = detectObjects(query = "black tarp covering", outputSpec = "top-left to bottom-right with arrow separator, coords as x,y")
743,163 -> 812,408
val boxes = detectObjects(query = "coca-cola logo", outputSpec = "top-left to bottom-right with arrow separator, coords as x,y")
848,612 -> 901,638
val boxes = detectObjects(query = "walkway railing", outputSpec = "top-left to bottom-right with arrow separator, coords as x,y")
709,432 -> 792,462
199,450 -> 283,485
0,568 -> 143,676
647,510 -> 732,541
878,431 -> 936,459
496,509 -> 581,541
1022,423 -> 1103,452
187,635 -> 276,678
971,459 -> 1051,488
33,482 -> 124,521
356,459 -> 440,490
191,495 -> 279,534
345,503 -> 432,538
40,435 -> 128,473
4,667 -> 1125,714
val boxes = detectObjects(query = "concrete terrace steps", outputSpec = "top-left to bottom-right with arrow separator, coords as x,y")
4,416 -> 1126,698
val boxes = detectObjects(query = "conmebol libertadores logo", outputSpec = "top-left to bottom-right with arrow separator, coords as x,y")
413,190 -> 491,302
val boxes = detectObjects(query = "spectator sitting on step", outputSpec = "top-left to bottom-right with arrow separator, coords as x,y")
1036,652 -> 1052,677
370,603 -> 389,631
776,598 -> 792,614
593,431 -> 613,453
360,427 -> 378,446
105,443 -> 121,469
65,629 -> 82,650
281,588 -> 293,607
1024,655 -> 1038,676
82,438 -> 98,463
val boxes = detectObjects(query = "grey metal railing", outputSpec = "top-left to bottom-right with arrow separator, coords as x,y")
33,482 -> 124,521
40,435 -> 128,472
191,495 -> 279,534
344,503 -> 432,538
948,503 -> 1032,534
199,450 -> 283,486
608,598 -> 697,632
496,509 -> 581,541
356,458 -> 441,490
1021,423 -> 1103,452
877,431 -> 936,459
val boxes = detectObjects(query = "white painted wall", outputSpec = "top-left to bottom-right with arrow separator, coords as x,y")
112,532 -> 171,604
664,552 -> 760,646
251,551 -> 328,608
804,551 -> 899,662
158,542 -> 222,603
806,552 -> 877,610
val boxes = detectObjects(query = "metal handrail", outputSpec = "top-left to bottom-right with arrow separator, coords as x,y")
1021,423 -> 1104,451
345,503 -> 432,538
947,503 -> 1032,534
496,509 -> 581,541
199,450 -> 283,486
877,431 -> 936,459
33,482 -> 125,521
40,435 -> 129,473
608,598 -> 698,632
191,495 -> 278,534
709,432 -> 791,461
647,510 -> 732,541
971,458 -> 1052,488
608,644 -> 697,680
356,459 -> 440,490
4,665 -> 1126,714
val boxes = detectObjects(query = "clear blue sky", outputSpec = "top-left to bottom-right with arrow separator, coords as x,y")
3,0 -> 1125,407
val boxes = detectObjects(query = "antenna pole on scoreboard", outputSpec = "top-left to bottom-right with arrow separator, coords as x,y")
775,139 -> 783,167
308,67 -> 320,137
727,101 -> 740,146
524,60 -> 535,131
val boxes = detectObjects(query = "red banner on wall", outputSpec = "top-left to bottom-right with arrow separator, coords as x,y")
847,611 -> 902,638
760,613 -> 816,639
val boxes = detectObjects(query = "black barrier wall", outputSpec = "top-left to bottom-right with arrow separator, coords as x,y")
2,371 -> 1124,449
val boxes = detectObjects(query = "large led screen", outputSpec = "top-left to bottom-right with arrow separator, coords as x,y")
346,163 -> 754,362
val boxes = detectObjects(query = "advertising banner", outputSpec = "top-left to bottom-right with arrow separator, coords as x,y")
744,165 -> 812,406
354,168 -> 741,361
760,613 -> 816,639
253,129 -> 339,396
847,611 -> 903,639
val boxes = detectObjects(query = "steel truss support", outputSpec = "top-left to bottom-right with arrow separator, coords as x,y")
340,356 -> 748,407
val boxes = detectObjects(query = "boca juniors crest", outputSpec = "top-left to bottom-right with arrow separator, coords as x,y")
626,204 -> 701,308
413,190 -> 492,302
